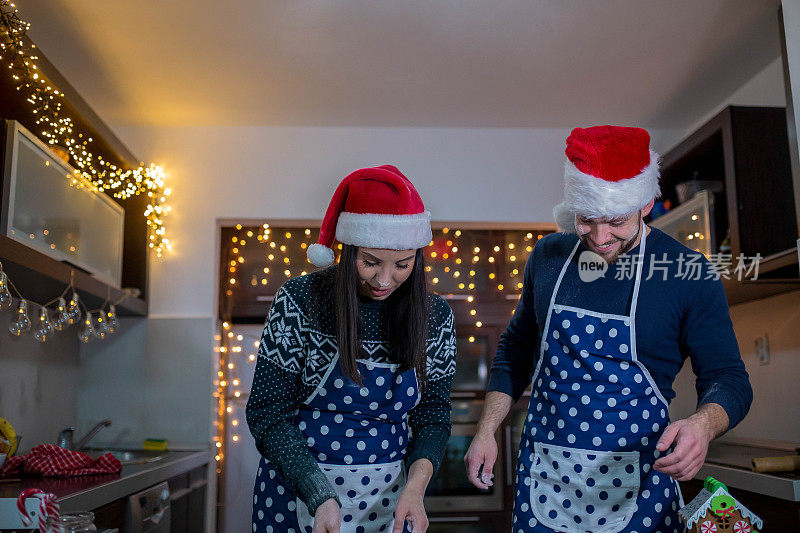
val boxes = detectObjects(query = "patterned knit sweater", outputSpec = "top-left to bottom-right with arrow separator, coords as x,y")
245,266 -> 456,516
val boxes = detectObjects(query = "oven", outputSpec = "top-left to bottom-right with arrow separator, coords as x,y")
428,514 -> 506,532
424,400 -> 505,513
449,327 -> 496,393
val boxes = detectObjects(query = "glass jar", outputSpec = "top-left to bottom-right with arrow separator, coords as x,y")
45,511 -> 97,533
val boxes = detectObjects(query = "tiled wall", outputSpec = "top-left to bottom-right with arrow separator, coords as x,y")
0,312 -> 81,454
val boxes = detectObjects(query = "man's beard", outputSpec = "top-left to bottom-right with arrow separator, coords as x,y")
578,214 -> 642,265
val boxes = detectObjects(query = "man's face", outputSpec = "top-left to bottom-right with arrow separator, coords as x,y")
575,201 -> 653,264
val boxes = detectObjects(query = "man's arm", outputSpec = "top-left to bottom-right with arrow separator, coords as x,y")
655,275 -> 751,481
654,402 -> 729,481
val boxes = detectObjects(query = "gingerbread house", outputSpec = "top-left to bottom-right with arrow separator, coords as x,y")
679,477 -> 763,533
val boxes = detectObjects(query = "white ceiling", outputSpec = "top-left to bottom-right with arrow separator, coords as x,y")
18,0 -> 782,129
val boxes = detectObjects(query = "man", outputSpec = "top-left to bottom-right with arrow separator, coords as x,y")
465,126 -> 752,532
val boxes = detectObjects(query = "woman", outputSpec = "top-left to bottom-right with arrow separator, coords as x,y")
246,165 -> 456,533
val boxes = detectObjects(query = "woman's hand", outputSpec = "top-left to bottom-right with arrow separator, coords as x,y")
392,486 -> 428,533
393,459 -> 433,532
313,498 -> 341,533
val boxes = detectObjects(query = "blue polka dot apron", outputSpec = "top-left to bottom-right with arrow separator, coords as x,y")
252,358 -> 419,533
513,226 -> 684,533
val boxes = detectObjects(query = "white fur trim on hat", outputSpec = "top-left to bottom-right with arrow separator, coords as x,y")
553,203 -> 576,233
335,211 -> 432,250
555,150 -> 661,233
307,243 -> 336,268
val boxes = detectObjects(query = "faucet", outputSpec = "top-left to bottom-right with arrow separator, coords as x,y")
57,420 -> 112,450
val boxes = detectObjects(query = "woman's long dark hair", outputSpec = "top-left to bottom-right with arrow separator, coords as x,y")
334,245 -> 429,390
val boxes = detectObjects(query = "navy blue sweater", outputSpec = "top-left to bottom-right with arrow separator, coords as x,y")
488,227 -> 752,430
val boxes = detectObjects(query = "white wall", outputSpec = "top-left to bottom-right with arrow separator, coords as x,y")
784,1 -> 800,138
669,290 -> 800,442
660,56 -> 787,151
115,125 -> 682,319
783,0 -> 800,224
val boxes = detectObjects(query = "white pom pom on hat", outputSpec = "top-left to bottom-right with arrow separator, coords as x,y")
307,165 -> 432,268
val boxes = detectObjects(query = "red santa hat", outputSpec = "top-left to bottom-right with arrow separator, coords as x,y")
307,165 -> 432,267
553,125 -> 661,233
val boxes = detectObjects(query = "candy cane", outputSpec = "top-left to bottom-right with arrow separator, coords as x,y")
17,488 -> 60,532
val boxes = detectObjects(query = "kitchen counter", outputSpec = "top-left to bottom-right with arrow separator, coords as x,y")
0,449 -> 212,513
696,439 -> 800,502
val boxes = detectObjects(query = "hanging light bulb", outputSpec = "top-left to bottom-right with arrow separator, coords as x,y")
33,307 -> 54,342
52,297 -> 69,330
9,300 -> 31,336
67,292 -> 81,324
106,304 -> 119,335
78,311 -> 96,343
94,311 -> 108,339
0,272 -> 12,310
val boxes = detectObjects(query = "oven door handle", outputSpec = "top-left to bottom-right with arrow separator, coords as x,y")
429,516 -> 481,523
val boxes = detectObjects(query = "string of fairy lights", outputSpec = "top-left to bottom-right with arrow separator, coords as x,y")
0,261 -> 130,343
0,1 -> 171,256
213,224 -> 552,468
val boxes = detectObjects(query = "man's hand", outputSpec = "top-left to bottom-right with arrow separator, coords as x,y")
464,430 -> 497,489
312,498 -> 341,533
392,486 -> 428,533
463,391 -> 512,489
654,403 -> 729,481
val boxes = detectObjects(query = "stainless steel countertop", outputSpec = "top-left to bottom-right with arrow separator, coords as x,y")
695,439 -> 800,502
0,449 -> 213,513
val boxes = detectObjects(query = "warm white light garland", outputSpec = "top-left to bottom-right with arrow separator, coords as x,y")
0,1 -> 171,257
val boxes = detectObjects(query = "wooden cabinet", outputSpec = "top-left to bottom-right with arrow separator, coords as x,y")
91,497 -> 127,532
658,105 -> 800,304
0,119 -> 149,316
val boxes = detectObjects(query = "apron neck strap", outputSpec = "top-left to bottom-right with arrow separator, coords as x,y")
629,221 -> 648,322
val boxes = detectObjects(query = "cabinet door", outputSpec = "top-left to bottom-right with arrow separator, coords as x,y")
91,497 -> 126,532
187,465 -> 208,532
428,513 -> 509,532
168,472 -> 189,533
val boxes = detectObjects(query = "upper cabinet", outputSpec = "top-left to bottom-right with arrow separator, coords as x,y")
657,105 -> 800,305
0,120 -> 147,316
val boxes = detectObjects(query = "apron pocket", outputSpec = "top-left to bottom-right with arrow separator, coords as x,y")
296,462 -> 404,533
530,442 -> 639,533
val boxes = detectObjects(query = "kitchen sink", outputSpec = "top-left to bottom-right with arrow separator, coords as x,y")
84,448 -> 166,465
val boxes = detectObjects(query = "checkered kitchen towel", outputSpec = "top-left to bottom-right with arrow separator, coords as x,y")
0,444 -> 121,477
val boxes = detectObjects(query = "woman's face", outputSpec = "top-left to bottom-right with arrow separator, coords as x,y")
355,248 -> 416,300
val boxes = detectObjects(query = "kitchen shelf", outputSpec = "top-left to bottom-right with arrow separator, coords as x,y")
660,106 -> 800,304
0,233 -> 147,316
